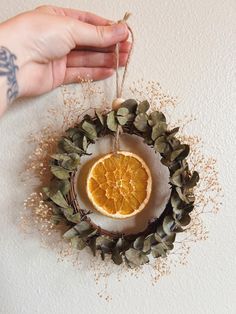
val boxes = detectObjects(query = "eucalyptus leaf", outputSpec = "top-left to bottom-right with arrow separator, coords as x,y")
143,234 -> 156,253
173,144 -> 190,161
136,100 -> 150,114
151,243 -> 167,258
65,127 -> 80,139
61,206 -> 74,217
75,221 -> 93,236
88,237 -> 97,256
170,145 -> 186,161
148,111 -> 166,126
176,187 -> 193,204
125,248 -> 149,266
59,138 -> 84,155
51,154 -> 71,162
43,187 -> 69,208
112,248 -> 123,265
117,107 -> 129,116
133,236 -> 144,250
71,236 -> 86,250
163,216 -> 176,235
170,168 -> 184,187
61,153 -> 80,171
50,178 -> 70,196
151,122 -> 167,141
154,136 -> 169,153
82,121 -> 97,140
117,115 -> 128,126
66,212 -> 81,223
168,137 -> 181,149
116,107 -> 129,125
186,171 -> 199,189
107,111 -> 118,131
116,237 -> 130,251
171,191 -> 182,210
134,113 -> 148,132
63,227 -> 78,240
176,213 -> 191,226
95,110 -> 104,126
50,165 -> 70,180
167,127 -> 179,137
120,99 -> 138,113
50,214 -> 63,225
96,236 -> 114,248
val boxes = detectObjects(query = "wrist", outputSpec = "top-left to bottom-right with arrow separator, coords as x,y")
0,15 -> 30,108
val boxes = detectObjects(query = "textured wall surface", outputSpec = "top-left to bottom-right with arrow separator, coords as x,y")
0,1 -> 235,314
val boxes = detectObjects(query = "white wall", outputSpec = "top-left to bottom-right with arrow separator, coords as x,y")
0,1 -> 235,314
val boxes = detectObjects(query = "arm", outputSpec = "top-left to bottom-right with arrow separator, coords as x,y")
0,5 -> 129,116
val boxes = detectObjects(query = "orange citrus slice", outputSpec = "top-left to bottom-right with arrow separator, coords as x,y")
87,151 -> 152,219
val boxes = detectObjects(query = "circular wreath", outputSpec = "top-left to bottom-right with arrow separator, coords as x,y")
43,99 -> 199,268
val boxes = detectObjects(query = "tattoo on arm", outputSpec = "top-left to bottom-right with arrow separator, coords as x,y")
0,46 -> 19,104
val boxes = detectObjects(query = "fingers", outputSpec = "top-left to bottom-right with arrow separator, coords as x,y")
70,20 -> 129,48
58,8 -> 113,26
36,5 -> 113,26
75,41 -> 131,53
67,51 -> 128,68
64,67 -> 114,84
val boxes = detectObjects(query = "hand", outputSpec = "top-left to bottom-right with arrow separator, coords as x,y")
0,5 -> 130,114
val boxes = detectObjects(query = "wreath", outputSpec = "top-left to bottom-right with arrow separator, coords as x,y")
43,98 -> 199,268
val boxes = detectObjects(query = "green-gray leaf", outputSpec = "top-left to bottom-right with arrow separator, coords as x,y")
170,168 -> 184,187
125,248 -> 149,267
151,122 -> 167,141
61,153 -> 80,171
63,227 -> 78,240
71,236 -> 86,250
75,221 -> 93,236
148,111 -> 166,126
134,113 -> 148,132
116,107 -> 129,125
112,248 -> 123,265
51,154 -> 71,162
136,100 -> 150,114
151,243 -> 167,258
107,111 -> 118,131
186,171 -> 199,189
95,110 -> 104,126
59,138 -> 84,155
120,99 -> 138,113
143,234 -> 156,253
43,187 -> 69,208
66,212 -> 81,223
50,165 -> 70,180
50,178 -> 70,196
163,215 -> 175,235
154,136 -> 169,153
82,121 -> 97,140
133,236 -> 144,250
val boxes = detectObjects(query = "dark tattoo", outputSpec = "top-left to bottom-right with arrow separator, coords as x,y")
0,46 -> 19,103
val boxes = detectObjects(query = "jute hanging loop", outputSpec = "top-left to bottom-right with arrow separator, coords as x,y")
113,13 -> 134,152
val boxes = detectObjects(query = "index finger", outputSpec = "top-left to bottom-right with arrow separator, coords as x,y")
52,6 -> 113,25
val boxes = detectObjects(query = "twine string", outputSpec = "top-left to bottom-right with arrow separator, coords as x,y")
114,13 -> 134,152
115,12 -> 134,98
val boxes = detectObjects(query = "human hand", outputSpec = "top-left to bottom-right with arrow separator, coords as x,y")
0,5 -> 130,114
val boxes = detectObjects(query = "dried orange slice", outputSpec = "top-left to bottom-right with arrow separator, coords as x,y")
87,151 -> 152,219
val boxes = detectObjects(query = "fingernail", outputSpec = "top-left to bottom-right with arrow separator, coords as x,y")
113,23 -> 128,36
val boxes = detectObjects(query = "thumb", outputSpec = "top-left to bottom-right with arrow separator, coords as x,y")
69,20 -> 129,48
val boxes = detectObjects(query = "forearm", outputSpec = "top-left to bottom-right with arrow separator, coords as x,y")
0,15 -> 28,115
0,45 -> 19,114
